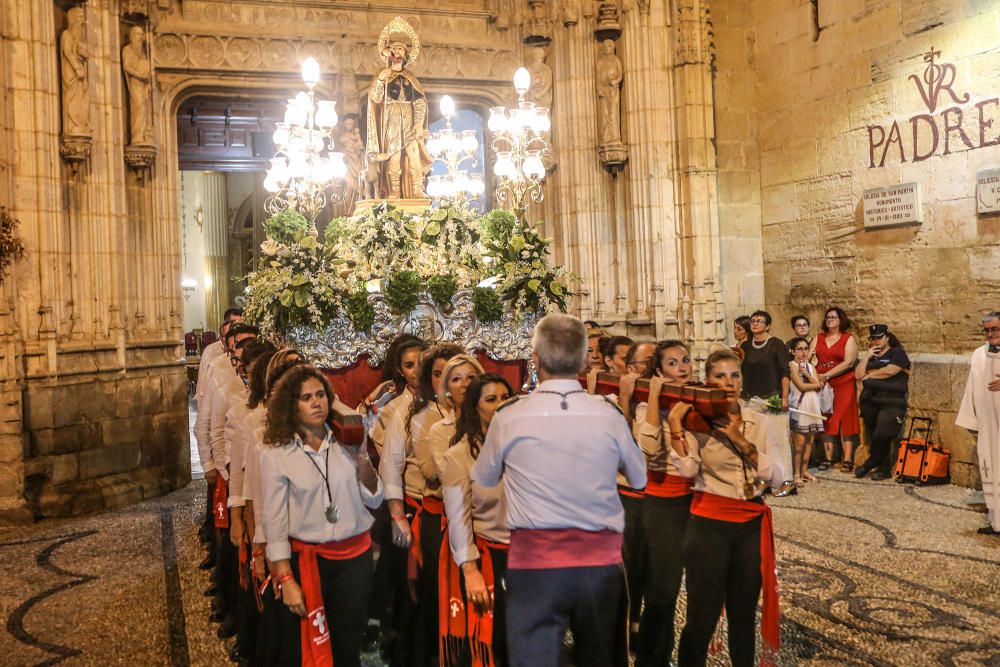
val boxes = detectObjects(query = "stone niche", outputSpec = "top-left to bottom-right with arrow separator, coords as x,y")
21,347 -> 189,517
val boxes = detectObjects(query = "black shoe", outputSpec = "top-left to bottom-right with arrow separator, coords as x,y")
818,460 -> 832,471
211,594 -> 226,613
854,466 -> 871,479
209,609 -> 227,623
217,617 -> 237,639
199,555 -> 216,570
229,646 -> 241,663
203,584 -> 218,597
977,525 -> 1000,536
363,622 -> 379,653
871,471 -> 892,481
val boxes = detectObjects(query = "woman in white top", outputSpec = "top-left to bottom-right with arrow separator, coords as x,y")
668,349 -> 786,667
633,340 -> 693,667
440,373 -> 514,667
260,365 -> 382,667
787,336 -> 823,486
427,354 -> 485,485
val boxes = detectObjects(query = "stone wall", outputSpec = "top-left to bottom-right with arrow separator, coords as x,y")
713,0 -> 998,485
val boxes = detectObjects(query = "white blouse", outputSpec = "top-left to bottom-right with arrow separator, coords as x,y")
442,436 -> 508,565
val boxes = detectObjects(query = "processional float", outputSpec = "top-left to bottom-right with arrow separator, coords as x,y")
246,17 -> 562,434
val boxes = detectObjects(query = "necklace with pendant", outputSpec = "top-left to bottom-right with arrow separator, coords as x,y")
536,389 -> 585,410
302,444 -> 339,524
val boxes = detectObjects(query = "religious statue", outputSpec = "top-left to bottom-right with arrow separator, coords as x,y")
526,46 -> 553,109
122,25 -> 154,146
365,16 -> 433,201
60,8 -> 91,136
524,2 -> 552,44
596,39 -> 623,145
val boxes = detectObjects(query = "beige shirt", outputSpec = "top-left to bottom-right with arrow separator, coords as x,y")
669,427 -> 785,500
442,436 -> 508,565
380,399 -> 446,501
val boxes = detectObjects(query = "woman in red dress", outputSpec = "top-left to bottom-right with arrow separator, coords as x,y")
810,307 -> 860,472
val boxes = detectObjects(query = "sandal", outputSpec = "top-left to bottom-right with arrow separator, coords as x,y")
803,472 -> 818,482
840,461 -> 854,473
818,460 -> 832,471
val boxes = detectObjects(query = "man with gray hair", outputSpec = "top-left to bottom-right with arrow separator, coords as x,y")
473,313 -> 647,667
957,311 -> 1000,536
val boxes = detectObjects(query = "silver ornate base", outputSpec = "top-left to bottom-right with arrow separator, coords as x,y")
285,289 -> 536,370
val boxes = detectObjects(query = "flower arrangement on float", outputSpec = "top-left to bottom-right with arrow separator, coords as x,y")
243,202 -> 574,367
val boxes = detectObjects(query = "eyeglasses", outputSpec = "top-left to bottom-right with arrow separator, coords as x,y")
794,323 -> 809,328
793,347 -> 809,352
749,318 -> 767,324
984,327 -> 1000,335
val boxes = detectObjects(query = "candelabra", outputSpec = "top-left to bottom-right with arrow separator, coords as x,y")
426,95 -> 486,202
263,57 -> 347,220
488,67 -> 550,218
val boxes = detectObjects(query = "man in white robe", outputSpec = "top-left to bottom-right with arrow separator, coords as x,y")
956,311 -> 1000,535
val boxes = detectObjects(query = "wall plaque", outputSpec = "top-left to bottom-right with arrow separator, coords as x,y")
862,182 -> 922,229
977,169 -> 1000,214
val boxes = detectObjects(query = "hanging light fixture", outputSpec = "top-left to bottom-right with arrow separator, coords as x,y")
263,57 -> 348,220
489,67 -> 551,218
426,95 -> 485,203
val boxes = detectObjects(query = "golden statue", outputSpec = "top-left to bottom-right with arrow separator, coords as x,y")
364,17 -> 433,202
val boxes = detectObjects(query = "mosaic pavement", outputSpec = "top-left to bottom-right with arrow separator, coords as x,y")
1,472 -> 998,666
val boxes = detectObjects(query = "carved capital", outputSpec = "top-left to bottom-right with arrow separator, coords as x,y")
595,1 -> 622,41
676,0 -> 714,66
125,143 -> 157,170
60,134 -> 93,164
599,143 -> 629,173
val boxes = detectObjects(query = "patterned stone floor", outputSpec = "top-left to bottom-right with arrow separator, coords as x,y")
1,472 -> 998,667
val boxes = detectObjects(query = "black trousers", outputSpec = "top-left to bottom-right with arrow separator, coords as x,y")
859,398 -> 906,474
236,546 -> 260,660
370,503 -> 393,624
274,549 -> 374,667
256,580 -> 283,666
677,515 -> 762,667
506,564 -> 628,667
418,509 -> 444,667
388,501 -> 429,667
620,493 -> 647,628
636,495 -> 691,667
216,525 -> 238,616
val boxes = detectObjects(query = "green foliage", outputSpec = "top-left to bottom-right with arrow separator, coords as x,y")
0,207 -> 25,284
472,287 -> 503,323
427,273 -> 459,308
480,209 -> 517,245
482,217 -> 574,314
383,270 -> 422,315
264,209 -> 311,244
346,291 -> 376,332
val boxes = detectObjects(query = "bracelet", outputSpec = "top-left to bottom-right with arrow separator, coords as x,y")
669,432 -> 684,440
275,572 -> 295,586
252,548 -> 266,558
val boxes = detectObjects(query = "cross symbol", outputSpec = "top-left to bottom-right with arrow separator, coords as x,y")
312,610 -> 327,636
449,598 -> 462,618
216,504 -> 225,519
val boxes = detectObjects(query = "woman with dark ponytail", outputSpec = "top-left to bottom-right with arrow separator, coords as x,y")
440,373 -> 515,667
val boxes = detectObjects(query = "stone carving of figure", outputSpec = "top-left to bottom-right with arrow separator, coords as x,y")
596,39 -> 623,145
525,2 -> 551,42
122,25 -> 154,145
366,17 -> 433,199
60,8 -> 91,136
526,46 -> 553,109
562,0 -> 580,26
337,116 -> 364,211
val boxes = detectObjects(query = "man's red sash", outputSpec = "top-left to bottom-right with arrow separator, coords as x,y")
290,532 -> 372,667
689,491 -> 779,666
645,471 -> 694,498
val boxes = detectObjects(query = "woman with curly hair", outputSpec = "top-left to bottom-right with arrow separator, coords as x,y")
440,373 -> 515,667
260,364 -> 382,667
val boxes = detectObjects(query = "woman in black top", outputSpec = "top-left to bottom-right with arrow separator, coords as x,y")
740,310 -> 795,496
854,324 -> 911,480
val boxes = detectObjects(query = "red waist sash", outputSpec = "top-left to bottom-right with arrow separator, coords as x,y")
290,533 -> 372,667
439,533 -> 510,667
646,471 -> 694,498
508,528 -> 622,570
690,491 -> 780,666
617,484 -> 645,499
212,475 -> 229,528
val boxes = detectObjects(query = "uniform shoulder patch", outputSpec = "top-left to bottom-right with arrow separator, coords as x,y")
496,395 -> 522,412
601,394 -> 625,416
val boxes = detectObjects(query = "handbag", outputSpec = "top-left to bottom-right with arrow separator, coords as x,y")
818,383 -> 834,414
